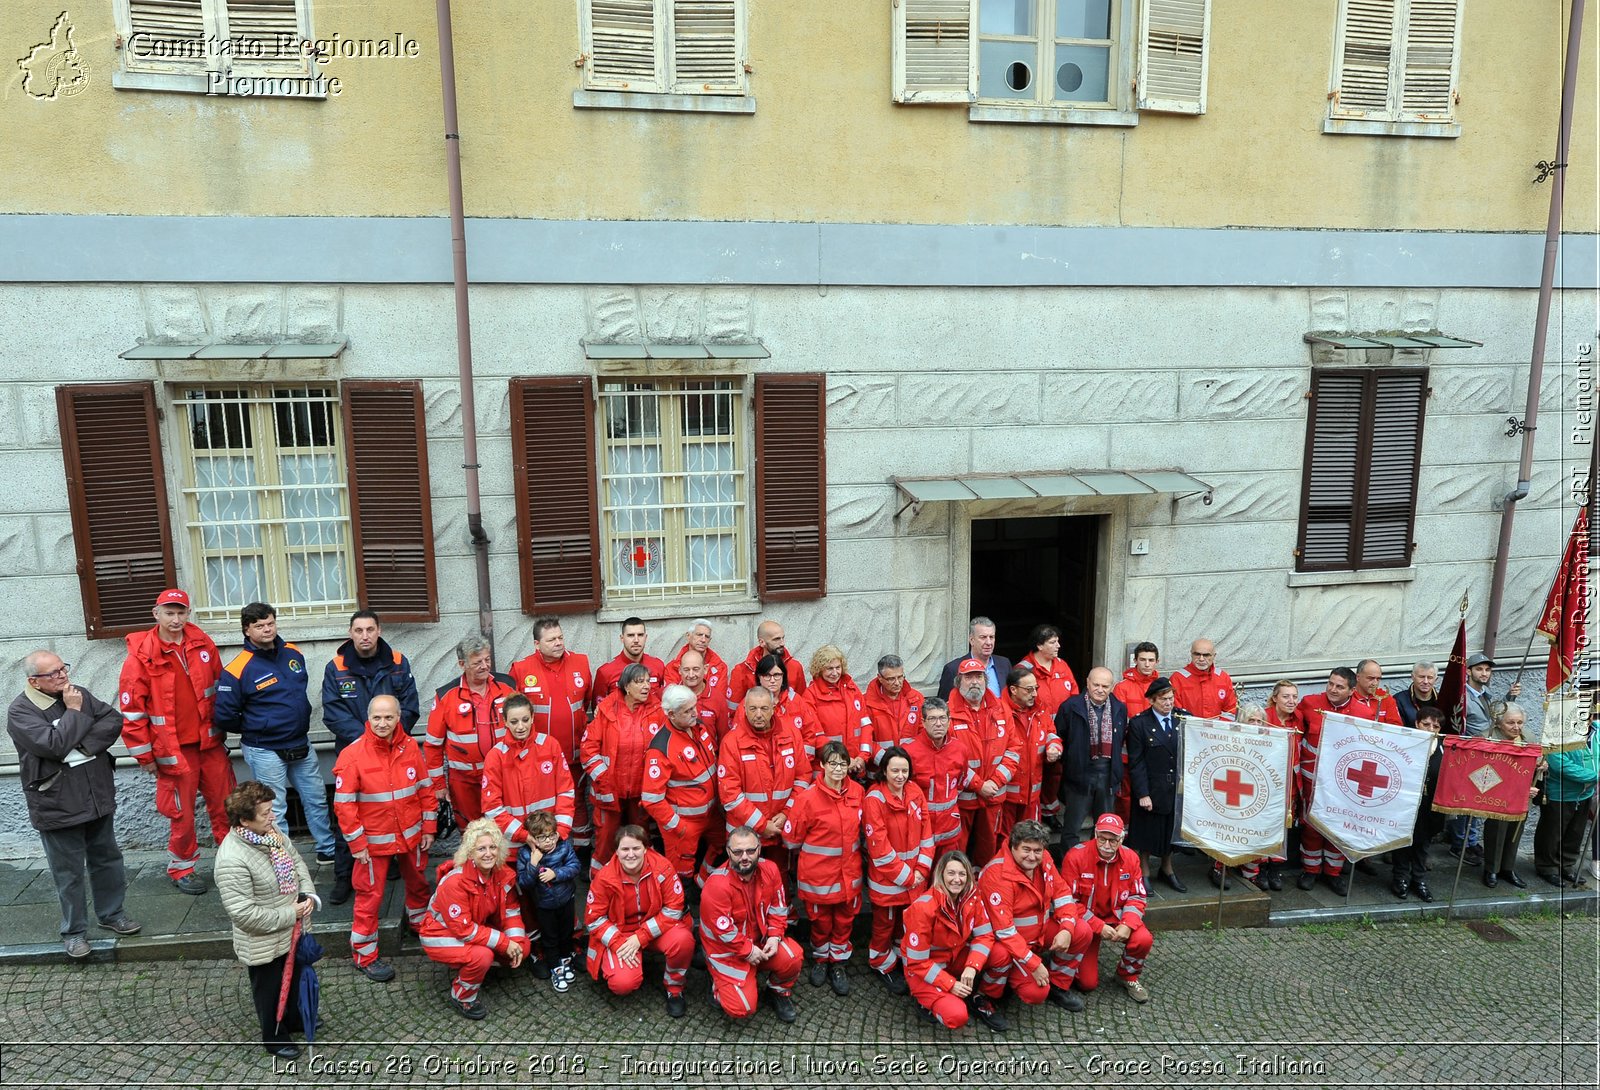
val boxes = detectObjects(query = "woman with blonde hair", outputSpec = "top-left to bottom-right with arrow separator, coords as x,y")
418,817 -> 530,1019
795,644 -> 872,776
1481,701 -> 1541,889
898,849 -> 1008,1032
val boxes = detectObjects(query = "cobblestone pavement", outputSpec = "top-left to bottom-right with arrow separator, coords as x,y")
0,914 -> 1593,1090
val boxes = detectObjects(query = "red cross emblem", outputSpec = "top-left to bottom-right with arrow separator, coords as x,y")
1345,759 -> 1390,798
1212,768 -> 1255,808
631,544 -> 651,569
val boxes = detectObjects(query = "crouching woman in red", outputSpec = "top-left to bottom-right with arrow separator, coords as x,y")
1058,813 -> 1153,1003
419,817 -> 530,1020
584,825 -> 696,1018
899,850 -> 1010,1032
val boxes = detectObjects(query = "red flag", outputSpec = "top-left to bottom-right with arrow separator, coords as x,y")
1434,617 -> 1468,734
1535,506 -> 1590,692
1431,736 -> 1540,820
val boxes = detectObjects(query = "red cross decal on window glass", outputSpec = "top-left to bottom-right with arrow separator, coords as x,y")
1212,769 -> 1255,808
1345,760 -> 1390,798
632,544 -> 651,569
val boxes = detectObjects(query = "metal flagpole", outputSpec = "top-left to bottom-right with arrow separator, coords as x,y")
1445,831 -> 1469,922
1216,865 -> 1226,930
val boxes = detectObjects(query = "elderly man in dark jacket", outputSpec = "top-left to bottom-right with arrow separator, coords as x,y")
1054,666 -> 1128,852
7,649 -> 141,958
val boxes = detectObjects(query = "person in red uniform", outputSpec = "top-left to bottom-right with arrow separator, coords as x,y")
593,617 -> 665,703
418,817 -> 529,1020
1352,659 -> 1403,724
424,635 -> 515,829
584,825 -> 695,1017
582,663 -> 666,874
795,645 -> 873,775
1019,624 -> 1076,823
1256,681 -> 1304,891
506,617 -> 593,853
1293,666 -> 1369,894
904,698 -> 976,855
1113,642 -> 1162,717
862,654 -> 923,766
977,819 -> 1092,1012
718,686 -> 807,869
642,685 -> 725,893
331,694 -> 436,983
783,741 -> 865,995
117,588 -> 232,894
480,694 -> 575,846
1059,813 -> 1152,1003
663,619 -> 731,708
700,825 -> 803,1022
674,649 -> 731,746
1168,638 -> 1237,722
729,619 -> 806,704
948,660 -> 1019,867
900,850 -> 1010,1032
863,745 -> 933,993
1001,667 -> 1062,830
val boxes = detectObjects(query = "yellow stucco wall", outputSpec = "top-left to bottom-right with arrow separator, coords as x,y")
2,0 -> 1594,231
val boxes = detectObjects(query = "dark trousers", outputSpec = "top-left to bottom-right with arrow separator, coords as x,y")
1534,799 -> 1593,875
248,951 -> 305,1044
39,813 -> 127,937
1482,817 -> 1525,876
535,900 -> 575,964
331,736 -> 354,885
1060,758 -> 1115,851
1392,798 -> 1443,884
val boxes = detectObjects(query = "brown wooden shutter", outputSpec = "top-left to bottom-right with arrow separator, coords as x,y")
511,377 -> 601,614
1363,370 -> 1427,564
341,381 -> 438,621
754,374 -> 826,602
57,383 -> 176,639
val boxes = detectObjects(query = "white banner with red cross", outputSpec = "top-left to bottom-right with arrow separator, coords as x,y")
1306,712 -> 1433,861
1179,718 -> 1294,866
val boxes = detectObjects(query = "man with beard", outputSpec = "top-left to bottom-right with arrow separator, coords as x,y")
699,826 -> 803,1022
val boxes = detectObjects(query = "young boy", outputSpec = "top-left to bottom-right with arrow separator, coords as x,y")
1390,704 -> 1446,903
515,810 -> 582,990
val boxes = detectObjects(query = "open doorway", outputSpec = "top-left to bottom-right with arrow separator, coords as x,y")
970,515 -> 1100,680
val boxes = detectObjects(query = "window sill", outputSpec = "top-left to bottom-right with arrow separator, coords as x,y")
1286,566 -> 1417,588
596,596 -> 761,624
113,68 -> 331,98
573,90 -> 755,115
969,103 -> 1137,127
1323,117 -> 1460,139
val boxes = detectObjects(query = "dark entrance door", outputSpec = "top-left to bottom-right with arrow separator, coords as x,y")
969,516 -> 1100,682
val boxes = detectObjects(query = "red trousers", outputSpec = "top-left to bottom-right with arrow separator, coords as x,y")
1040,763 -> 1064,818
425,943 -> 514,1003
592,798 -> 651,873
448,776 -> 484,828
906,943 -> 1009,1028
350,846 -> 430,966
803,897 -> 859,963
159,743 -> 235,878
598,923 -> 695,996
569,759 -> 592,850
960,804 -> 1003,867
1072,923 -> 1153,990
1298,823 -> 1345,875
707,937 -> 804,1018
868,904 -> 907,972
660,812 -> 726,886
979,918 -> 1094,1002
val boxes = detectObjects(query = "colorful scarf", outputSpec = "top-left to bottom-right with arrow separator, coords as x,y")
237,826 -> 297,894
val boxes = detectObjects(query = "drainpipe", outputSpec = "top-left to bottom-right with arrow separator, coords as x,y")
1483,0 -> 1585,658
435,0 -> 495,653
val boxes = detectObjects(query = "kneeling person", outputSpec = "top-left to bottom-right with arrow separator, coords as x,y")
585,826 -> 695,1017
419,818 -> 529,1020
977,819 -> 1093,1012
1059,814 -> 1153,1003
700,826 -> 804,1023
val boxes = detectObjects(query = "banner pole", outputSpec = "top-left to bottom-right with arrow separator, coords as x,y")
1217,865 -> 1226,931
1445,844 -> 1468,922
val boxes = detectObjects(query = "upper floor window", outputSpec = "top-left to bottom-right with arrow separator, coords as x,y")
1327,0 -> 1462,137
114,0 -> 324,97
978,0 -> 1124,108
578,0 -> 748,101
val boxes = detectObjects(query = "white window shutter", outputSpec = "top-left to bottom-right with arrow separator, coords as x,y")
1138,0 -> 1210,114
669,0 -> 743,94
223,0 -> 312,77
123,0 -> 209,74
585,0 -> 663,92
892,0 -> 976,104
1331,0 -> 1398,119
1397,0 -> 1460,119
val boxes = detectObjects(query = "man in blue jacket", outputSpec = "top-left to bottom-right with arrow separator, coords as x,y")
321,609 -> 420,904
214,602 -> 337,865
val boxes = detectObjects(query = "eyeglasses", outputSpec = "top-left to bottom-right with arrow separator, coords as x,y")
727,847 -> 761,857
823,760 -> 850,770
30,663 -> 70,679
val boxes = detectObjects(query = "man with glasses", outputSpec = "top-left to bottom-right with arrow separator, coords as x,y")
8,650 -> 141,958
1168,638 -> 1237,722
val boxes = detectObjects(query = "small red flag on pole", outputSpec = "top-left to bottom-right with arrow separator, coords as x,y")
1435,606 -> 1469,734
1535,505 -> 1590,692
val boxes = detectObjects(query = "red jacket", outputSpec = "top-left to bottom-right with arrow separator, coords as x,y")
861,677 -> 924,763
423,675 -> 516,804
947,690 -> 1019,812
664,645 -> 731,706
584,849 -> 687,978
1295,692 -> 1371,789
505,650 -> 592,762
900,887 -> 994,992
117,624 -> 224,774
729,645 -> 807,705
689,684 -> 732,747
782,778 -> 865,904
593,652 -> 666,704
699,858 -> 788,964
1113,668 -> 1161,717
582,691 -> 666,809
1060,843 -> 1148,933
1170,663 -> 1238,721
717,717 -> 806,842
420,861 -> 529,958
642,723 -> 720,834
795,675 -> 873,769
978,851 -> 1080,974
1353,689 -> 1402,726
1266,706 -> 1305,794
863,782 -> 934,906
1001,692 -> 1061,817
1019,653 -> 1078,719
903,727 -> 976,849
479,731 -> 576,843
332,723 -> 437,856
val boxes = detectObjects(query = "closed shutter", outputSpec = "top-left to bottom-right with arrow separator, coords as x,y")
670,0 -> 743,93
892,0 -> 977,103
585,0 -> 663,91
57,384 -> 177,639
1298,371 -> 1366,570
1138,0 -> 1210,114
1331,0 -> 1397,118
124,0 -> 209,74
1397,0 -> 1459,119
754,374 -> 826,602
341,382 -> 437,621
511,377 -> 601,614
1362,371 -> 1426,564
223,0 -> 312,76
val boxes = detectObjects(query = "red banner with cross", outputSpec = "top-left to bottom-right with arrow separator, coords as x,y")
1305,713 -> 1435,861
1179,717 -> 1294,866
1431,736 -> 1541,820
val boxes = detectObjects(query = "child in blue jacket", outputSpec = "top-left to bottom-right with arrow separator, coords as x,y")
515,810 -> 582,991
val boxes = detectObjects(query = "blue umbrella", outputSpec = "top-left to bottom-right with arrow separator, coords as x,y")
293,930 -> 323,1044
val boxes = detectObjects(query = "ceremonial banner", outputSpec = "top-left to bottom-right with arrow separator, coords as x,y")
1542,692 -> 1594,754
1306,713 -> 1433,861
1436,616 -> 1468,734
1432,736 -> 1541,819
1535,505 -> 1590,692
1180,717 -> 1293,866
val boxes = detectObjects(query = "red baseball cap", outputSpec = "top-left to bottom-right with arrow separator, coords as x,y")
957,657 -> 985,675
1094,813 -> 1125,836
154,589 -> 191,609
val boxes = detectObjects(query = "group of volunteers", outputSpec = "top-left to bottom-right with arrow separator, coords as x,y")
9,595 -> 1597,1059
